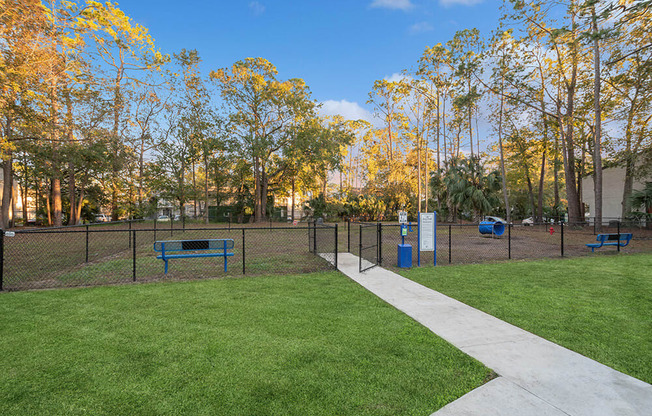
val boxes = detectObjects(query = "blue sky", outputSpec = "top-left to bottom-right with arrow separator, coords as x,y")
121,0 -> 502,122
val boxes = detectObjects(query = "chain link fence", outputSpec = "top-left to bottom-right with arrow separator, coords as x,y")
3,218 -> 649,291
343,220 -> 652,269
1,221 -> 338,291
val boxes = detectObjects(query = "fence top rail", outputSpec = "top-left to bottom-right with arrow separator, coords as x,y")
9,225 -> 315,234
13,219 -> 146,232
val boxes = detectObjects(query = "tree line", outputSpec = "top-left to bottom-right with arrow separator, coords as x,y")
339,0 -> 650,225
1,1 -> 355,227
2,1 -> 650,228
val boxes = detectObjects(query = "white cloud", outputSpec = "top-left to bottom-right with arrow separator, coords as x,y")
409,21 -> 434,34
384,73 -> 413,83
439,0 -> 483,6
249,1 -> 265,15
370,0 -> 414,11
319,100 -> 376,124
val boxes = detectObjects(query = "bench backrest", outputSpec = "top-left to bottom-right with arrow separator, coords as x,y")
596,233 -> 632,242
154,239 -> 234,252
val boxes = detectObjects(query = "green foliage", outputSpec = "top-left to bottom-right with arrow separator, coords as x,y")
431,156 -> 502,221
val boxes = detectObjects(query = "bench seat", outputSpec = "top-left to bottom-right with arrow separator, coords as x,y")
154,239 -> 235,274
586,233 -> 632,252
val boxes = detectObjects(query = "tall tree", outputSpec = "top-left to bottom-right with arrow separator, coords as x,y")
80,1 -> 165,220
210,58 -> 316,222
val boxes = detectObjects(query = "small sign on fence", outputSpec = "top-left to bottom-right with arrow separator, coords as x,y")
398,211 -> 408,224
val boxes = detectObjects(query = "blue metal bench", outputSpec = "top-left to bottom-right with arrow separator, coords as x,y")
153,239 -> 235,274
586,233 -> 633,252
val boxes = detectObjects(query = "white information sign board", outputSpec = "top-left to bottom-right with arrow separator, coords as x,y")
419,213 -> 435,252
398,211 -> 408,224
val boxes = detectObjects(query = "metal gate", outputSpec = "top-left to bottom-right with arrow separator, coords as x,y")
359,223 -> 380,272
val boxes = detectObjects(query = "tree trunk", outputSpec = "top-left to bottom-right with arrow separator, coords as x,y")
75,174 -> 87,224
553,133 -> 560,210
561,16 -> 581,224
436,93 -> 441,170
46,180 -> 52,226
425,122 -> 429,212
111,67 -> 124,222
417,131 -> 422,212
192,160 -> 197,218
204,156 -> 209,224
260,164 -> 268,221
498,74 -> 510,223
138,139 -> 145,209
537,144 -> 546,222
254,157 -> 264,222
11,179 -> 18,226
66,86 -> 77,225
591,5 -> 603,231
50,78 -> 63,227
468,79 -> 474,157
52,176 -> 62,227
291,176 -> 295,222
442,97 -> 448,167
20,160 -> 28,224
2,152 -> 12,229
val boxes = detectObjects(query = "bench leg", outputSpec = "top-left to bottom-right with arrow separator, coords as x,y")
224,255 -> 227,272
164,259 -> 169,274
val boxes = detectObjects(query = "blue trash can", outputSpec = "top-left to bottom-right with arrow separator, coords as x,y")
397,244 -> 412,268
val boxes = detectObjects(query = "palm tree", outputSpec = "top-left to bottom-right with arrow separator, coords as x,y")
439,157 -> 502,221
629,182 -> 652,228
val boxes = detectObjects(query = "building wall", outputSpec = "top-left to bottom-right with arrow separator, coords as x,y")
581,167 -> 649,218
0,170 -> 35,222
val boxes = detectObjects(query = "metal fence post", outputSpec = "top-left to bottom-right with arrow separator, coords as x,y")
448,224 -> 452,264
359,224 -> 362,272
0,230 -> 4,291
347,219 -> 351,253
508,223 -> 512,260
617,221 -> 621,253
128,220 -> 132,249
132,229 -> 136,282
313,221 -> 317,254
154,217 -> 157,241
182,215 -> 185,233
561,222 -> 565,257
334,223 -> 338,269
242,228 -> 246,274
170,216 -> 173,237
85,225 -> 89,263
378,223 -> 382,266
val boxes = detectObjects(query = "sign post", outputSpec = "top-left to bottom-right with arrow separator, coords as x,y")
418,212 -> 436,267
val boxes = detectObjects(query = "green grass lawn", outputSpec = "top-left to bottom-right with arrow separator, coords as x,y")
399,253 -> 652,384
0,271 -> 490,416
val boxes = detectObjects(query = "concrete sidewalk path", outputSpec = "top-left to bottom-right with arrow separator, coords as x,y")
334,253 -> 652,416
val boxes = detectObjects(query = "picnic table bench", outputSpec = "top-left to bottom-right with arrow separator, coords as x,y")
153,239 -> 234,274
585,233 -> 633,252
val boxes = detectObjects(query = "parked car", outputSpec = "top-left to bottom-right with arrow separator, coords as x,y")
482,216 -> 506,224
174,214 -> 183,221
522,217 -> 534,226
94,214 -> 110,223
157,215 -> 170,222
